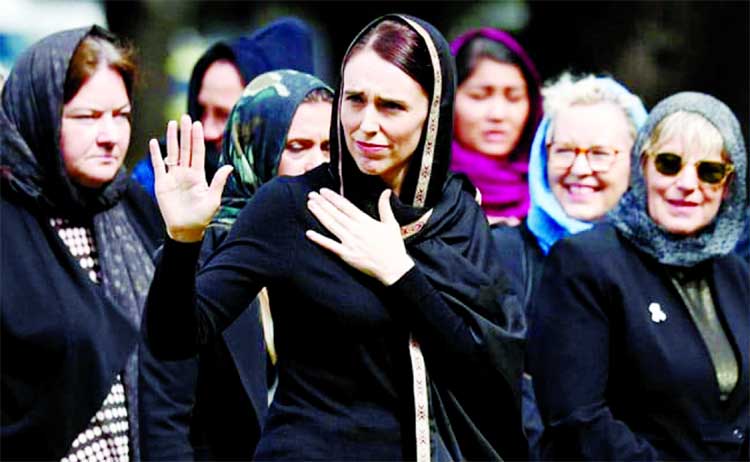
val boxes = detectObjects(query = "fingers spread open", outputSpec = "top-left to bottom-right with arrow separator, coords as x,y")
305,230 -> 346,257
165,120 -> 179,166
191,121 -> 205,171
179,114 -> 192,166
318,188 -> 368,220
150,138 -> 165,179
210,165 -> 234,197
307,196 -> 350,241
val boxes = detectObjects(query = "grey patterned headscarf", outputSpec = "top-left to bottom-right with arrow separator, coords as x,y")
610,92 -> 748,267
0,25 -> 153,457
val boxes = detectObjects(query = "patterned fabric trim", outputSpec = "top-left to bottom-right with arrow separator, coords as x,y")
337,93 -> 346,198
400,209 -> 433,239
409,335 -> 431,462
61,376 -> 130,462
399,16 -> 442,209
49,218 -> 101,283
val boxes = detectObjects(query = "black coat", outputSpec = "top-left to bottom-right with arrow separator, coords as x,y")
1,181 -> 164,459
528,224 -> 749,461
491,221 -> 544,312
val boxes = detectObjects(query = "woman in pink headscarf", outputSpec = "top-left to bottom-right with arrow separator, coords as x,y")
451,28 -> 543,225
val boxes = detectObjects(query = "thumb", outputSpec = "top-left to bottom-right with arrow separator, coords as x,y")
378,189 -> 397,224
209,165 -> 234,197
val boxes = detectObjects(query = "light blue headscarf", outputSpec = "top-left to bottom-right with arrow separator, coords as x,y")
526,77 -> 648,254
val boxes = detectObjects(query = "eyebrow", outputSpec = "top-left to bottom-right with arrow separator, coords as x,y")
344,89 -> 409,107
65,103 -> 132,113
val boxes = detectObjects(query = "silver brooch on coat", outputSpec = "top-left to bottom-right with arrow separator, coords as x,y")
648,302 -> 667,323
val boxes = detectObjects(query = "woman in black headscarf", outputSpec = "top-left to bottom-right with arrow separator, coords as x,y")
140,69 -> 334,460
1,27 -> 163,460
144,14 -> 526,461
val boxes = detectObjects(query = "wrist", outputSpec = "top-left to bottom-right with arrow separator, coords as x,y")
167,226 -> 206,243
379,256 -> 415,286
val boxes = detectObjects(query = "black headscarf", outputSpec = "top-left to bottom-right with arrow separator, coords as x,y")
328,14 -> 527,460
0,26 -> 131,216
187,17 -> 317,181
0,25 -> 154,458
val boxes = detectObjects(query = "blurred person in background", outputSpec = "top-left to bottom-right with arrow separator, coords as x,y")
528,92 -> 748,461
140,69 -> 334,460
492,72 -> 647,460
131,16 -> 317,198
450,27 -> 543,226
1,26 -> 164,460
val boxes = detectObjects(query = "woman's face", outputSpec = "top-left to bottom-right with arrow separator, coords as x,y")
277,101 -> 333,177
547,102 -> 634,221
340,48 -> 429,194
454,58 -> 530,158
644,136 -> 728,235
198,59 -> 245,151
60,65 -> 130,188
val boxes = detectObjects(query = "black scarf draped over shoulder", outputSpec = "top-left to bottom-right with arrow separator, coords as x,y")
328,14 -> 527,461
1,26 -> 160,459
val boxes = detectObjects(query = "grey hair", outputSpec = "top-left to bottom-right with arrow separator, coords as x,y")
543,72 -> 645,144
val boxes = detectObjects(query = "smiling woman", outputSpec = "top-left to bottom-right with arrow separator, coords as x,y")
641,111 -> 732,236
528,92 -> 749,461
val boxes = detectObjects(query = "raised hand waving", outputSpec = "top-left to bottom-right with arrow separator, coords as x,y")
149,114 -> 233,242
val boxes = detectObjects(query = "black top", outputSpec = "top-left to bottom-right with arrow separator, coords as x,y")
145,166 -> 527,460
527,224 -> 749,461
139,224 -> 268,461
146,14 -> 526,461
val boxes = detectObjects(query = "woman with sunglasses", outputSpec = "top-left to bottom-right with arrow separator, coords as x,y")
528,92 -> 748,461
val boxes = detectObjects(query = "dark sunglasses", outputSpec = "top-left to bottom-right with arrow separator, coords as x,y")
649,152 -> 734,184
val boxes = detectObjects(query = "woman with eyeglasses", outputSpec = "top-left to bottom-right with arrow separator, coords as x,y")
492,72 -> 647,459
493,72 -> 647,308
528,92 -> 749,461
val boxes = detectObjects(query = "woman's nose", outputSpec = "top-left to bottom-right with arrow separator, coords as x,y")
96,114 -> 118,146
305,147 -> 329,172
569,151 -> 594,176
675,162 -> 699,191
359,105 -> 379,135
487,97 -> 508,121
202,112 -> 226,143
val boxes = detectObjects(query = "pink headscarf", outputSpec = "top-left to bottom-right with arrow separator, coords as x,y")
450,28 -> 542,220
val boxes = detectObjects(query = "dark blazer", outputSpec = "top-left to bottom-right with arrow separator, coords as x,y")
1,180 -> 164,460
528,224 -> 749,461
491,221 -> 544,311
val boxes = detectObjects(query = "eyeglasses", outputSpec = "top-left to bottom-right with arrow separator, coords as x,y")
648,152 -> 734,185
547,143 -> 621,172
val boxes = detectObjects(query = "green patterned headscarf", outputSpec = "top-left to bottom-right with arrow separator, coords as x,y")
212,69 -> 332,226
